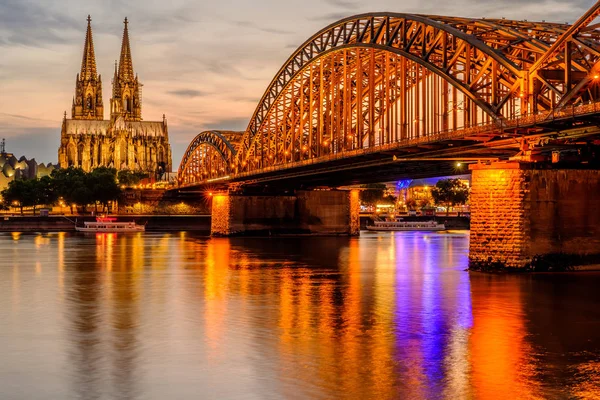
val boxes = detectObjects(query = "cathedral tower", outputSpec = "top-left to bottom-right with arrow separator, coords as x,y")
60,16 -> 172,175
71,15 -> 104,120
111,18 -> 142,121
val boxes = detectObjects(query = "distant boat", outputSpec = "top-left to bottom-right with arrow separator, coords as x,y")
366,218 -> 445,232
75,216 -> 145,233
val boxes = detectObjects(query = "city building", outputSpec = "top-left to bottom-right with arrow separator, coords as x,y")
395,174 -> 471,213
0,140 -> 57,191
58,16 -> 172,177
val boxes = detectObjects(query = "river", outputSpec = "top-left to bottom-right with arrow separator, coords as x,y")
1,231 -> 599,399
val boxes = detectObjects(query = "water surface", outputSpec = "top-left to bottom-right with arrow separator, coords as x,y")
1,231 -> 599,399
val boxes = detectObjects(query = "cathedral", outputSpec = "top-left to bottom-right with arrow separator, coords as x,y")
58,16 -> 172,176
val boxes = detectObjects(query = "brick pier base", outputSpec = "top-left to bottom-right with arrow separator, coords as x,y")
469,162 -> 600,269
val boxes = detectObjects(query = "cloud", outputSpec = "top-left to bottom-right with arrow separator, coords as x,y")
203,117 -> 249,131
168,89 -> 207,98
0,0 -> 79,47
231,20 -> 294,35
311,12 -> 354,22
227,95 -> 261,103
0,112 -> 46,122
0,113 -> 57,130
322,0 -> 360,10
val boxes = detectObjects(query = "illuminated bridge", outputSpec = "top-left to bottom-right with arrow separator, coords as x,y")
179,6 -> 600,189
176,4 -> 600,270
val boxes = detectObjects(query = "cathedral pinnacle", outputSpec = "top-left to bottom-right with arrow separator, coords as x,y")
118,17 -> 134,82
111,17 -> 142,121
71,15 -> 103,120
80,14 -> 98,81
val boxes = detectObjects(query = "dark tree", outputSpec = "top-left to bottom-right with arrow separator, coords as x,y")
88,167 -> 121,212
118,170 -> 149,186
359,183 -> 396,206
1,178 -> 48,215
37,175 -> 58,208
431,178 -> 470,216
1,179 -> 30,214
52,167 -> 89,213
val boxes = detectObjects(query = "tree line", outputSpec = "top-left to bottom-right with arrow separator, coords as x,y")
0,167 -> 148,215
430,178 -> 469,215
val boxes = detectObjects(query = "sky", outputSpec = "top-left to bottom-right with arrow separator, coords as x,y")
0,0 -> 594,168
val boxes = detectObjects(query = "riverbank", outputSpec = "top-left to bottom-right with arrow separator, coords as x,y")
0,215 -> 212,233
0,214 -> 469,234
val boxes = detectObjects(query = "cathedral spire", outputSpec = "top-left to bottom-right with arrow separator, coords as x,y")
111,18 -> 142,121
71,15 -> 103,120
118,17 -> 134,82
80,15 -> 97,81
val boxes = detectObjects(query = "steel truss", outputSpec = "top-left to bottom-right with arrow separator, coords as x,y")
178,7 -> 600,185
178,130 -> 242,184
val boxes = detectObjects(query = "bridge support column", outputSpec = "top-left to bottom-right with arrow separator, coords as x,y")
469,162 -> 600,270
210,189 -> 360,237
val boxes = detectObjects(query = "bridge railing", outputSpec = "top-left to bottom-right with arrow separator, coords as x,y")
503,100 -> 600,129
230,122 -> 495,180
232,100 -> 600,180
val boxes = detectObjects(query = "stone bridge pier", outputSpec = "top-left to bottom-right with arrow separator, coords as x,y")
469,162 -> 600,270
210,189 -> 360,236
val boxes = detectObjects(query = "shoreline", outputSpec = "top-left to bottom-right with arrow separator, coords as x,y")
0,214 -> 212,233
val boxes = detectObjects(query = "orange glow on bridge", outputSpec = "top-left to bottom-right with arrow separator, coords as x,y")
178,9 -> 600,187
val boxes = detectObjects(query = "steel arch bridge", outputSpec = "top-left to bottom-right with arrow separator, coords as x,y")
179,130 -> 243,184
178,6 -> 600,187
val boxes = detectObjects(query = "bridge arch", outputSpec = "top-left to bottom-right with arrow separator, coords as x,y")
178,130 -> 242,185
178,11 -> 600,183
235,13 -> 533,171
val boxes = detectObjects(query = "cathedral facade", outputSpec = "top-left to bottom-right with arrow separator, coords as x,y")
58,16 -> 172,176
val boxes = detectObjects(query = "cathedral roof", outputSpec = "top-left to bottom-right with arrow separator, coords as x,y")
80,15 -> 98,81
64,119 -> 167,137
65,119 -> 111,136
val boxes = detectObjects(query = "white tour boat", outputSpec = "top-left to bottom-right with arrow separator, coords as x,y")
366,218 -> 445,232
76,216 -> 145,233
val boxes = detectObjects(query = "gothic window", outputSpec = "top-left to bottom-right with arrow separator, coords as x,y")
87,95 -> 92,110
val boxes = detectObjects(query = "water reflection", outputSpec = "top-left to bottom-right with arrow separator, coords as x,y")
0,231 -> 599,399
64,233 -> 143,400
67,240 -> 104,400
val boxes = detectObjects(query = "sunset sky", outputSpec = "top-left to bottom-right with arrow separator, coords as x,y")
0,0 -> 593,167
